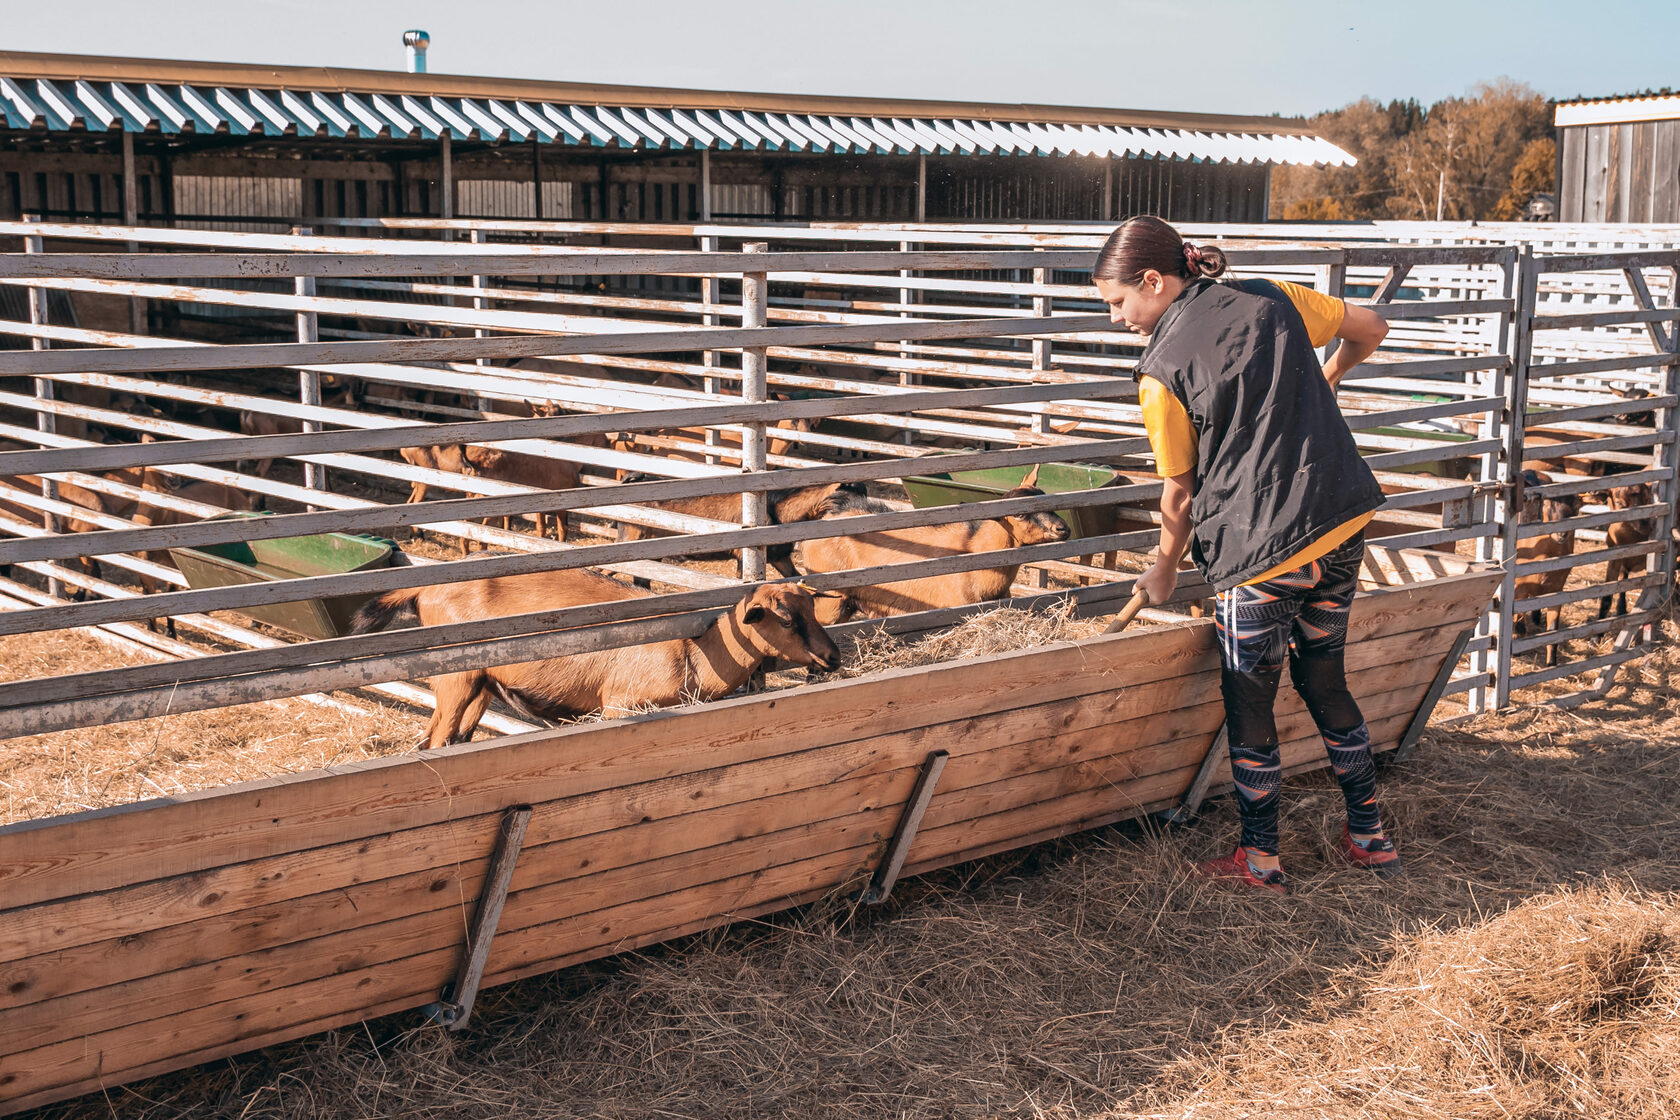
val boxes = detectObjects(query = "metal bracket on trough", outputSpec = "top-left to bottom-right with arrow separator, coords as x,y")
1391,626 -> 1475,765
862,750 -> 949,905
426,803 -> 533,1031
1155,725 -> 1229,826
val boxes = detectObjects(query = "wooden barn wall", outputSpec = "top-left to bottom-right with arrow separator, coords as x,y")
0,139 -> 1275,227
1558,121 -> 1680,223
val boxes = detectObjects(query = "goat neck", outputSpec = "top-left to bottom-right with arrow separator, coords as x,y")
683,607 -> 769,700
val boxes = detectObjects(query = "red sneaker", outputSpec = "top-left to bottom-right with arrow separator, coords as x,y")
1340,825 -> 1403,878
1194,846 -> 1289,895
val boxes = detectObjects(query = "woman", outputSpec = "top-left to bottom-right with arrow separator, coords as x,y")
1092,215 -> 1398,895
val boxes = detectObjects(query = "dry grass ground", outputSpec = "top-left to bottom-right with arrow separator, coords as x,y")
11,601 -> 1677,1119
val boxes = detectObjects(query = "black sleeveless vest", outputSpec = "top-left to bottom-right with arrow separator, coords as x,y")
1134,277 -> 1385,592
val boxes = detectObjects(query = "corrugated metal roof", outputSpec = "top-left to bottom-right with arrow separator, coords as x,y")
0,74 -> 1355,167
1555,93 -> 1680,127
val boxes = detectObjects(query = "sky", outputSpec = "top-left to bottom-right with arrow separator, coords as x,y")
3,0 -> 1675,118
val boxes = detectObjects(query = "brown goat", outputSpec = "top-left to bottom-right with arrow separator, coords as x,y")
618,481 -> 864,577
794,486 -> 1072,626
238,384 -> 356,477
1511,470 -> 1582,667
1598,481 -> 1656,619
351,575 -> 840,749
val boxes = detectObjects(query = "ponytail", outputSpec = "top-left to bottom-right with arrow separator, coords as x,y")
1093,215 -> 1226,285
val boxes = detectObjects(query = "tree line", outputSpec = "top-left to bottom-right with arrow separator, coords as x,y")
1271,79 -> 1556,222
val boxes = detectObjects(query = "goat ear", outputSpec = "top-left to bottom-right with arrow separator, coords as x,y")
742,604 -> 766,625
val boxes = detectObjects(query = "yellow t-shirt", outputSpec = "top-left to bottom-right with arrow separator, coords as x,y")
1138,279 -> 1365,586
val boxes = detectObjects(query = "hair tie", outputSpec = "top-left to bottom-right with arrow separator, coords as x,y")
1182,242 -> 1203,272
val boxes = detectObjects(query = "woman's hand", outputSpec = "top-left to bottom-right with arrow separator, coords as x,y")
1136,560 -> 1180,606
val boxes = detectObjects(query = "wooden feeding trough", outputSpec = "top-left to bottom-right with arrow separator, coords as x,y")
0,545 -> 1498,1115
168,523 -> 402,640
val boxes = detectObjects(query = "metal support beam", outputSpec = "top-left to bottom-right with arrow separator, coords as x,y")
121,131 -> 144,334
1390,627 -> 1476,765
531,138 -> 542,221
739,241 -> 769,581
1156,726 -> 1228,826
439,133 -> 453,221
699,150 -> 711,222
433,804 -> 532,1030
863,749 -> 948,904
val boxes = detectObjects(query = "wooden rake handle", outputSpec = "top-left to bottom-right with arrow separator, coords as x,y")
1102,588 -> 1153,634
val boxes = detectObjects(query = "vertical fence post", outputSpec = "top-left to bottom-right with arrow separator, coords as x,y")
1470,248 -> 1520,713
292,226 -> 325,496
898,239 -> 919,387
1655,259 -> 1680,634
701,235 -> 722,463
1031,256 -> 1052,434
739,241 -> 770,581
1492,247 -> 1537,710
23,215 -> 61,599
470,227 -> 489,407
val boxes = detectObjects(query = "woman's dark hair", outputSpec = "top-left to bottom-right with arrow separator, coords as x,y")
1092,215 -> 1227,285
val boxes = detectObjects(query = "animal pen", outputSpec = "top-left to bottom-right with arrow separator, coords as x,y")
0,217 -> 1673,1112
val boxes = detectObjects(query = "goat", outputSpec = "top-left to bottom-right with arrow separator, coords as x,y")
617,481 -> 866,577
794,486 -> 1071,626
238,383 -> 357,477
458,444 -> 581,540
1511,470 -> 1582,667
351,575 -> 840,749
1598,481 -> 1656,619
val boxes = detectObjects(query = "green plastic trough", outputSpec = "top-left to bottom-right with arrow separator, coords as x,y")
168,520 -> 399,640
901,462 -> 1130,540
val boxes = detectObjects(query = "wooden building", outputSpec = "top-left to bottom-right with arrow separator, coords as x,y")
1555,94 -> 1680,222
0,50 -> 1353,228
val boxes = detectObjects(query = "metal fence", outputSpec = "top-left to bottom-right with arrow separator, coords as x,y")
0,218 -> 1672,743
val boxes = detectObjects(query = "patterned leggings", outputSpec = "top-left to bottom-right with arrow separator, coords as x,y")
1213,533 -> 1382,856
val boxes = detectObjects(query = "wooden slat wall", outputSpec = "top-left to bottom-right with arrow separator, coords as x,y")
0,560 -> 1499,1115
1560,120 -> 1680,223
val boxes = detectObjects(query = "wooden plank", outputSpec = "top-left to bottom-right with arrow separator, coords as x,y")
0,674 -> 1441,1107
0,619 -> 1465,1055
0,568 -> 1495,909
3,612 -> 1460,1008
0,669 -> 1224,1002
0,619 -> 1215,907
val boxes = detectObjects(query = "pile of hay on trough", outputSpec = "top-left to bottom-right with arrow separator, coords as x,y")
828,600 -> 1107,678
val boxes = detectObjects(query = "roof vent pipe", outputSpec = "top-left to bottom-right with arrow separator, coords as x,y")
403,29 -> 431,74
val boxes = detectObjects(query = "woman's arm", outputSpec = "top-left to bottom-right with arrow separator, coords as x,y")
1323,303 -> 1389,389
1137,469 -> 1194,605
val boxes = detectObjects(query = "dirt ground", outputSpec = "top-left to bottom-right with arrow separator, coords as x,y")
8,599 -> 1678,1119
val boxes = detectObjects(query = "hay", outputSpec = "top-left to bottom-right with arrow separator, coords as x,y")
829,600 -> 1107,678
1135,885 -> 1680,1119
0,627 -> 423,826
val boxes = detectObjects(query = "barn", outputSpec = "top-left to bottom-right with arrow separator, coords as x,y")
0,48 -> 1354,227
1554,91 -> 1680,222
